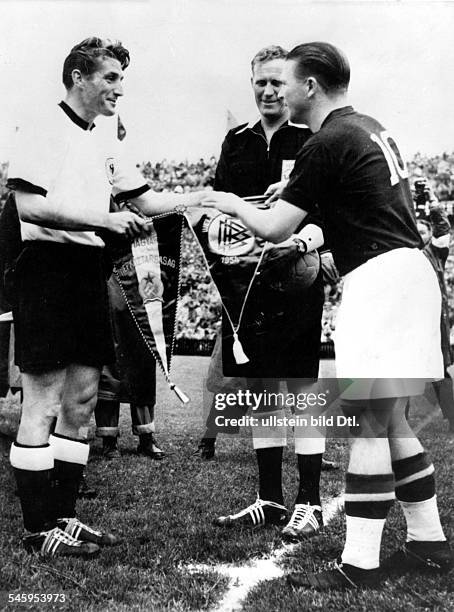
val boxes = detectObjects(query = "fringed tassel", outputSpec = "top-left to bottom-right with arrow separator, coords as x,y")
232,332 -> 249,364
170,383 -> 190,404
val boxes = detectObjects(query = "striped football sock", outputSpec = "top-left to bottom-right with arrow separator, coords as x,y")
393,452 -> 445,542
342,472 -> 395,569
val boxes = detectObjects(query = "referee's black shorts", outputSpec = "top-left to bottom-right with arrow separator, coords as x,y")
13,241 -> 114,373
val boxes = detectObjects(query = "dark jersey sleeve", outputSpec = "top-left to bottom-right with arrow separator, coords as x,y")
213,136 -> 233,192
281,140 -> 333,214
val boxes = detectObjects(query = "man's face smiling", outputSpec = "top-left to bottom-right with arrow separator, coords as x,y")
80,56 -> 124,119
252,58 -> 287,122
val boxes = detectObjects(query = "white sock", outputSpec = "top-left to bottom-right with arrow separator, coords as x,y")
252,410 -> 287,450
341,515 -> 386,570
400,496 -> 446,542
294,433 -> 325,455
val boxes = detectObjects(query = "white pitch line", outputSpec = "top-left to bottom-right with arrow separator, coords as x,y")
187,493 -> 343,612
187,406 -> 441,612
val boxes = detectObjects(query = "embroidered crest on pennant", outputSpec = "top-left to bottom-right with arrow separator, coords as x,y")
207,214 -> 255,256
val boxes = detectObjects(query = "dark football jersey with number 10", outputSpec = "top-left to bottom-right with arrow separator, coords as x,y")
281,106 -> 422,276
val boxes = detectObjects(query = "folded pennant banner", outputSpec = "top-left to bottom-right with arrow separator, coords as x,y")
100,211 -> 189,403
100,203 -> 320,395
190,209 -> 265,325
188,207 -> 320,375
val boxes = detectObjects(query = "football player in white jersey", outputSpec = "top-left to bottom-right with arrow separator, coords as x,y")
7,37 -> 203,558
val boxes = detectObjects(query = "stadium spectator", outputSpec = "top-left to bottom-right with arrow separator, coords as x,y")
415,180 -> 454,432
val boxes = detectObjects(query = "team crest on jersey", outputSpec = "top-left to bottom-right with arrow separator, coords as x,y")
138,272 -> 164,304
105,158 -> 115,185
206,214 -> 255,256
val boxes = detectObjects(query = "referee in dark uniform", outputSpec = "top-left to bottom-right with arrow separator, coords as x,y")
202,42 -> 452,590
198,46 -> 329,540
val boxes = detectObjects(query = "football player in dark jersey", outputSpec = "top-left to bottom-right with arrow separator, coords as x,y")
197,45 -> 331,541
202,42 -> 452,590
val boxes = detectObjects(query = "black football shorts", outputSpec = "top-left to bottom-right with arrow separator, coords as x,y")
13,241 -> 114,373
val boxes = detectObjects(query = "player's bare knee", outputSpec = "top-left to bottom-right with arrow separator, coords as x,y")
63,376 -> 98,411
341,400 -> 366,436
73,384 -> 98,409
61,398 -> 95,430
74,407 -> 93,430
341,399 -> 366,418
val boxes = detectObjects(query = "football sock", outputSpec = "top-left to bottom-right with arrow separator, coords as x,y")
393,452 -> 445,542
295,453 -> 322,506
10,442 -> 55,533
256,446 -> 284,505
342,472 -> 395,569
50,434 -> 89,519
342,515 -> 386,570
202,428 -> 217,442
252,409 -> 287,450
294,433 -> 326,456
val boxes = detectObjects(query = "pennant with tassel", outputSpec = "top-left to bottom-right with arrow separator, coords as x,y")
187,209 -> 266,369
100,209 -> 189,404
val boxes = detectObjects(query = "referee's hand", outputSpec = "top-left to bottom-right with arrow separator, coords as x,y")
264,180 -> 287,205
105,211 -> 149,238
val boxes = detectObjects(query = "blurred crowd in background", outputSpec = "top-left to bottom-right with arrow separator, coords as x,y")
1,153 -> 454,346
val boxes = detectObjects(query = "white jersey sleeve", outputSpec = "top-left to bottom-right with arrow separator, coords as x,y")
8,119 -> 68,196
110,144 -> 150,204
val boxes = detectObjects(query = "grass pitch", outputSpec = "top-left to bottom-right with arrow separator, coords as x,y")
0,356 -> 453,611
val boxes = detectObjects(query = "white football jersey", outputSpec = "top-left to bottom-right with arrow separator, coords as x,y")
8,103 -> 147,247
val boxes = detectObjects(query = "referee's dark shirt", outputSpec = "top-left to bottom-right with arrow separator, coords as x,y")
281,106 -> 422,276
214,120 -> 311,196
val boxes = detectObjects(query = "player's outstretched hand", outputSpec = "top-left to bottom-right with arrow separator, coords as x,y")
264,179 -> 287,204
200,191 -> 242,216
183,190 -> 210,208
105,211 -> 149,239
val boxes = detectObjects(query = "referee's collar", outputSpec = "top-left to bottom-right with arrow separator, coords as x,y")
59,101 -> 96,131
235,118 -> 309,135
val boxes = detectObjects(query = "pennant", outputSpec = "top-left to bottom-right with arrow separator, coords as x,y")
226,109 -> 240,132
189,207 -> 320,375
117,115 -> 127,141
100,211 -> 188,403
190,211 -> 264,356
